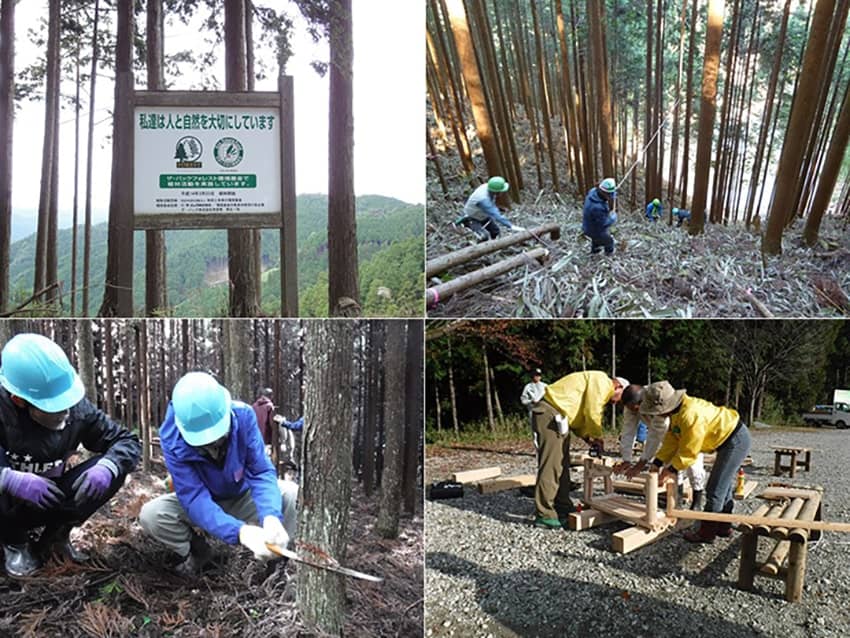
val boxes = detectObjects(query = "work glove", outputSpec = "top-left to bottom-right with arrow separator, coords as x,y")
511,224 -> 526,232
71,459 -> 116,506
610,212 -> 618,223
0,467 -> 64,509
239,524 -> 277,561
554,414 -> 569,436
263,515 -> 290,549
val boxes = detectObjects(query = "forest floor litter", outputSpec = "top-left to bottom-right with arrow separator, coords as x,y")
0,461 -> 423,637
424,428 -> 850,638
427,194 -> 849,318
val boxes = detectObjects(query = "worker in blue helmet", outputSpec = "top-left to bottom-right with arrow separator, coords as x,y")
582,177 -> 619,255
139,372 -> 298,576
672,207 -> 691,227
454,176 -> 525,242
0,333 -> 141,577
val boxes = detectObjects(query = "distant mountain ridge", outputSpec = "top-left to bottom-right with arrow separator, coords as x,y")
7,194 -> 424,316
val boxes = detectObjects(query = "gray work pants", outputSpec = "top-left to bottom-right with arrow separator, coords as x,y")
139,479 -> 298,557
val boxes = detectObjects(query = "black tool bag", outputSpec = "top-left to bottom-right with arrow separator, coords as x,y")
428,480 -> 464,500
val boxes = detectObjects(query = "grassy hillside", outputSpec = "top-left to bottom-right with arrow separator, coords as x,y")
8,194 -> 424,317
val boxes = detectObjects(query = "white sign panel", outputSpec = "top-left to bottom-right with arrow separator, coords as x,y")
134,106 -> 281,215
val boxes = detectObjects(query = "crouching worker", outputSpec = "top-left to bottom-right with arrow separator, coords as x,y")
0,334 -> 140,577
582,178 -> 619,255
139,372 -> 298,576
640,381 -> 751,543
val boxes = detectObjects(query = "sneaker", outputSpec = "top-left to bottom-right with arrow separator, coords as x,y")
533,516 -> 562,530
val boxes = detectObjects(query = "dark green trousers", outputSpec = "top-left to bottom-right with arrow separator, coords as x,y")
531,400 -> 573,520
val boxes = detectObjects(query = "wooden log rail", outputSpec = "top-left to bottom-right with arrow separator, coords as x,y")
730,487 -> 825,602
426,222 -> 561,278
426,248 -> 549,308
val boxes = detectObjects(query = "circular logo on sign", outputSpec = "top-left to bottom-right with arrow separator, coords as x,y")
174,136 -> 203,162
214,137 -> 244,168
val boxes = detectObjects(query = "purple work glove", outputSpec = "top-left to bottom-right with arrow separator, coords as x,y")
0,467 -> 64,509
71,459 -> 116,505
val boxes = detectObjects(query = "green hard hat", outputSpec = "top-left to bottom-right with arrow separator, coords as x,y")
652,198 -> 661,206
599,178 -> 617,194
487,176 -> 510,193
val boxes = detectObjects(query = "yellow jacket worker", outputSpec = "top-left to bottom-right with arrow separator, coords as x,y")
532,371 -> 627,529
641,381 -> 751,543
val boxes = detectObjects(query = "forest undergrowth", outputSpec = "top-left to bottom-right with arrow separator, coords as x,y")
427,137 -> 849,319
0,461 -> 423,637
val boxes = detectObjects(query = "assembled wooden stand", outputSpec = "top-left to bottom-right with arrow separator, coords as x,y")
771,446 -> 812,477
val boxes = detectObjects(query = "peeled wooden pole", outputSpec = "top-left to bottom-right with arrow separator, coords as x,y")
426,248 -> 548,308
427,223 -> 561,277
761,540 -> 790,576
756,503 -> 790,536
770,497 -> 806,540
667,508 -> 850,533
738,503 -> 770,533
789,493 -> 822,543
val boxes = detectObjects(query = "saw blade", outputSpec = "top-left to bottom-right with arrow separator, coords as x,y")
265,543 -> 383,582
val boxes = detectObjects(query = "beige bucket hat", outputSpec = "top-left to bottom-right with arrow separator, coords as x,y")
640,380 -> 686,415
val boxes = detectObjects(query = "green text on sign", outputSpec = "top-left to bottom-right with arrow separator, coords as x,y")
159,174 -> 257,188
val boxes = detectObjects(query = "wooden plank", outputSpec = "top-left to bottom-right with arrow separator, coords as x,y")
567,508 -> 616,531
612,523 -> 679,554
135,212 -> 283,230
426,222 -> 562,277
666,508 -> 850,533
451,466 -> 501,483
476,474 -> 536,494
759,486 -> 822,501
734,480 -> 759,500
135,90 -> 280,107
590,495 -> 673,531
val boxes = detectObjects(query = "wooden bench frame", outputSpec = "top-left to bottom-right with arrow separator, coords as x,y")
772,446 -> 812,478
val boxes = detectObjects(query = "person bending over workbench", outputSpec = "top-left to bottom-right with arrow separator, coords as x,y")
139,372 -> 298,575
613,384 -> 706,511
531,372 -> 628,530
640,381 -> 751,543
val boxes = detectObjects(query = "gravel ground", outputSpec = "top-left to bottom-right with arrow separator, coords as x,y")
425,428 -> 850,638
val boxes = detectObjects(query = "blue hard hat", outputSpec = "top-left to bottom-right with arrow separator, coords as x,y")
0,333 -> 85,412
172,372 -> 232,446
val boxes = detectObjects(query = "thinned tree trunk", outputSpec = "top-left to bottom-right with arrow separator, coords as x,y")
763,0 -> 837,255
679,0 -> 697,207
100,0 -> 134,316
644,0 -> 655,198
145,0 -> 167,315
555,0 -> 584,192
447,338 -> 459,437
328,0 -> 360,316
689,0 -> 724,235
223,320 -> 252,401
71,45 -> 81,314
77,318 -> 95,397
35,0 -> 60,301
299,320 -> 354,636
446,0 -> 503,179
803,81 -> 850,245
530,1 -> 558,191
225,0 -> 260,316
402,319 -> 423,514
588,0 -> 615,178
745,0 -> 790,227
377,321 -> 405,538
483,343 -> 494,433
83,0 -> 100,317
0,0 -> 12,314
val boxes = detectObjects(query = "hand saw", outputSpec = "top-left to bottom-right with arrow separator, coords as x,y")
265,542 -> 383,582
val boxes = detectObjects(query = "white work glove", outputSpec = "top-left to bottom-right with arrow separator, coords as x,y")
238,524 -> 276,561
512,224 -> 526,232
263,515 -> 290,549
555,413 -> 569,436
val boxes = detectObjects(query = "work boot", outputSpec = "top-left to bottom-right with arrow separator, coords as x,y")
175,532 -> 213,576
37,525 -> 90,563
682,522 -> 717,544
533,516 -> 562,530
715,522 -> 734,538
3,543 -> 42,577
690,490 -> 705,511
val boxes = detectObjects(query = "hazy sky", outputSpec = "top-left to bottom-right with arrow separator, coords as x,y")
10,0 -> 424,235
